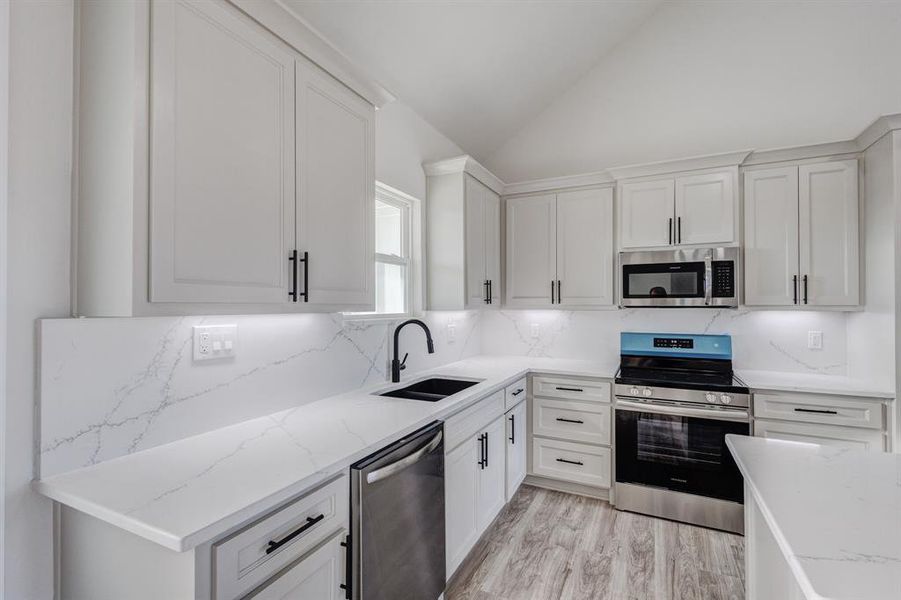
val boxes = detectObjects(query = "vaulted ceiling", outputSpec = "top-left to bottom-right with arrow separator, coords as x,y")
284,0 -> 901,183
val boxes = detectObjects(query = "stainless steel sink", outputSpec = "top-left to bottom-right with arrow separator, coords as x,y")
378,377 -> 480,402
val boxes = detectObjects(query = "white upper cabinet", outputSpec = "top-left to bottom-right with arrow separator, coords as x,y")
506,188 -> 614,308
505,194 -> 557,307
425,158 -> 503,310
674,171 -> 735,245
295,58 -> 374,309
744,159 -> 859,308
799,160 -> 859,307
618,169 -> 738,250
505,400 -> 527,502
743,166 -> 800,306
556,188 -> 615,307
150,0 -> 296,304
619,179 -> 674,249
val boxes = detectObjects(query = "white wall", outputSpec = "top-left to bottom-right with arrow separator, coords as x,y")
6,2 -> 74,599
848,134 -> 897,390
487,1 -> 901,182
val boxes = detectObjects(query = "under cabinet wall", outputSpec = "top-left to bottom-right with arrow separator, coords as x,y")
76,0 -> 375,316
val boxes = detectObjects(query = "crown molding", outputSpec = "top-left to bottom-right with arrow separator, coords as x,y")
742,140 -> 860,166
606,150 -> 753,181
231,0 -> 396,108
855,113 -> 901,152
422,155 -> 505,195
502,170 -> 614,196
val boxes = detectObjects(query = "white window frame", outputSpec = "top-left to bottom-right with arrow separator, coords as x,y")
344,182 -> 422,321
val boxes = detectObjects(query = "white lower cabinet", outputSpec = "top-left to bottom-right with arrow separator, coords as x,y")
247,531 -> 347,600
445,410 -> 507,578
754,419 -> 885,452
531,438 -> 612,488
505,400 -> 527,501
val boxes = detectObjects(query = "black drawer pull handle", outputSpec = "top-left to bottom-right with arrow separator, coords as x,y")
555,386 -> 583,392
509,414 -> 515,444
794,408 -> 838,415
555,417 -> 584,424
266,514 -> 325,554
556,458 -> 583,466
511,388 -> 524,396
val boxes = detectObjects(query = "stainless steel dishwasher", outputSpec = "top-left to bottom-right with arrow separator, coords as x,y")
349,421 -> 445,600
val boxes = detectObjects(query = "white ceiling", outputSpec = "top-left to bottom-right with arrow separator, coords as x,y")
283,0 -> 662,161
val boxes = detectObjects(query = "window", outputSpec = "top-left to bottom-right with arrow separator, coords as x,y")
372,183 -> 416,316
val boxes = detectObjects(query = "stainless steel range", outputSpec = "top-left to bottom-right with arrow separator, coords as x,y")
613,332 -> 749,534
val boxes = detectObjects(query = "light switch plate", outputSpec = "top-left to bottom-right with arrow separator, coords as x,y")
447,322 -> 456,343
807,331 -> 823,350
194,325 -> 237,361
530,323 -> 540,338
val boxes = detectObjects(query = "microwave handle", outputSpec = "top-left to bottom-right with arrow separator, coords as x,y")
704,254 -> 712,306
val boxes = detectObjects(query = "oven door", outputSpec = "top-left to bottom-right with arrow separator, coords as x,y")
614,400 -> 748,503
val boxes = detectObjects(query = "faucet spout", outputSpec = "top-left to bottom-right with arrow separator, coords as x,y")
391,319 -> 435,383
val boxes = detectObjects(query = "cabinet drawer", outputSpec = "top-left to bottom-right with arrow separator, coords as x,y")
532,376 -> 610,403
445,390 -> 505,451
533,397 -> 610,445
755,419 -> 885,452
246,530 -> 346,599
504,378 -> 527,411
213,475 -> 348,600
531,437 -> 611,488
753,392 -> 884,429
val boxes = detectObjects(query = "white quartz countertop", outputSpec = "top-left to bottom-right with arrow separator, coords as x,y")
34,356 -> 609,552
726,435 -> 901,600
738,369 -> 894,399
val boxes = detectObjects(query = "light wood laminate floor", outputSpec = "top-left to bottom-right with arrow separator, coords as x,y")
446,485 -> 744,600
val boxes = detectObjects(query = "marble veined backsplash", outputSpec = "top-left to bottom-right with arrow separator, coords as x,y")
479,308 -> 848,376
38,311 -> 481,478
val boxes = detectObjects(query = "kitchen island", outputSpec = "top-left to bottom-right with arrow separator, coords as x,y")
726,435 -> 901,600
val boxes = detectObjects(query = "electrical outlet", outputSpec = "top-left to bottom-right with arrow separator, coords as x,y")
530,323 -> 540,338
194,325 -> 238,361
447,322 -> 456,343
807,331 -> 823,350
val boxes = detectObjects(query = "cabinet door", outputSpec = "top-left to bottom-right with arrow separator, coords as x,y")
799,160 -> 859,306
675,171 -> 735,245
296,58 -> 374,309
477,417 -> 507,533
484,186 -> 502,308
619,179 -> 674,249
247,531 -> 345,599
465,175 -> 488,308
505,195 -> 557,307
556,188 -> 614,306
505,401 -> 527,502
150,0 -> 296,303
743,167 -> 800,306
445,437 -> 480,577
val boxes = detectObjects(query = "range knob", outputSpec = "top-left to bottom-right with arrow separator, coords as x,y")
720,394 -> 732,405
642,388 -> 653,397
705,393 -> 718,404
629,387 -> 640,396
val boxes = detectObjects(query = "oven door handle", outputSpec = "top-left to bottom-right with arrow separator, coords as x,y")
615,399 -> 749,422
366,430 -> 443,484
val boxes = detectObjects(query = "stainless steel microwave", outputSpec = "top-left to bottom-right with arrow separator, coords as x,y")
619,247 -> 739,307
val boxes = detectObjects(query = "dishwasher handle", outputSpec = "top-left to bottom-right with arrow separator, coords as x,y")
366,430 -> 443,484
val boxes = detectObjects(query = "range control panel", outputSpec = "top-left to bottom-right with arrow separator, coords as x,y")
653,338 -> 694,349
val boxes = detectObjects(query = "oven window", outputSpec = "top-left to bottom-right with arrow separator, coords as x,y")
621,261 -> 704,298
637,415 -> 723,469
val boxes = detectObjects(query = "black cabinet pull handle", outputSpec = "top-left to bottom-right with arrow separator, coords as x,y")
557,279 -> 561,304
339,533 -> 352,599
556,458 -> 583,466
555,386 -> 583,392
477,433 -> 486,468
668,217 -> 672,245
484,432 -> 489,468
288,250 -> 298,302
488,279 -> 493,304
551,280 -> 555,304
677,216 -> 682,244
484,279 -> 490,304
509,414 -> 515,444
803,274 -> 808,305
300,251 -> 309,303
793,275 -> 798,305
555,417 -> 584,424
511,388 -> 524,397
266,514 -> 325,554
794,408 -> 838,415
